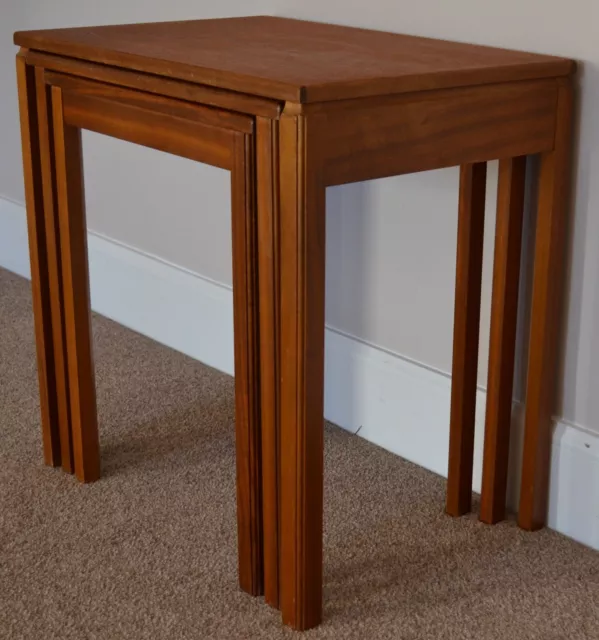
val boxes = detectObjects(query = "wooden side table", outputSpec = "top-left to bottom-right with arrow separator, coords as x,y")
14,43 -> 276,599
15,16 -> 575,631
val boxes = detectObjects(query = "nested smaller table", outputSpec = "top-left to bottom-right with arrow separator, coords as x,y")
14,34 -> 274,600
15,16 -> 575,632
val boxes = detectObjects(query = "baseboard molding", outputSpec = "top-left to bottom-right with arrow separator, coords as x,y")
0,197 -> 31,279
325,329 -> 599,550
1,197 -> 598,551
0,197 -> 235,375
88,231 -> 236,377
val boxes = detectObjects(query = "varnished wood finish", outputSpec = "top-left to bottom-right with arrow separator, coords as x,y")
446,163 -> 487,517
35,67 -> 74,473
46,72 -> 254,133
15,17 -> 577,632
316,81 -> 556,186
46,73 -> 265,591
15,54 -> 62,467
519,79 -> 574,531
23,50 -> 281,118
256,116 -> 281,608
279,110 -> 325,631
480,157 -> 527,524
231,133 -> 264,596
61,90 -> 236,170
51,86 -> 101,483
14,17 -> 573,103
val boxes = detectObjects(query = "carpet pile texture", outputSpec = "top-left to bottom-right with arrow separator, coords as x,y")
0,268 -> 597,639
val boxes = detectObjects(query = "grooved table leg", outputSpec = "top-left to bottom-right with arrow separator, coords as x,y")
16,54 -> 61,467
519,79 -> 573,531
35,67 -> 74,474
256,117 -> 280,608
480,156 -> 526,524
447,162 -> 487,517
232,133 -> 264,596
279,112 -> 325,631
51,86 -> 100,483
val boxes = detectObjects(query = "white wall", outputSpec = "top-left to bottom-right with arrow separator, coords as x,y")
1,0 -> 499,380
0,1 -> 25,200
1,1 -> 599,538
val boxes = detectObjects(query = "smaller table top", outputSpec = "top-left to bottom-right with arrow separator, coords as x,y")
15,16 -> 574,103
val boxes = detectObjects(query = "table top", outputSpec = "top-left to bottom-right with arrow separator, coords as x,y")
15,16 -> 574,103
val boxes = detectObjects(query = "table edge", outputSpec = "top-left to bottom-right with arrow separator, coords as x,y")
14,31 -> 576,105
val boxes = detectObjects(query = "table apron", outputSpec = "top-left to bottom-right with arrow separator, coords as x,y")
312,79 -> 559,186
45,71 -> 254,133
55,85 -> 239,170
21,49 -> 282,119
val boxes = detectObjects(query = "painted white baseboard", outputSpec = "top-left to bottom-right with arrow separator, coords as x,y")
1,196 -> 598,551
0,197 -> 235,376
87,232 -> 235,377
325,328 -> 599,551
0,198 -> 31,279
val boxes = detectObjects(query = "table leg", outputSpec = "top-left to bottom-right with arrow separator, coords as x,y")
256,117 -> 280,607
16,54 -> 62,467
519,79 -> 574,531
51,86 -> 100,483
231,133 -> 264,596
35,67 -> 74,474
480,157 -> 526,524
447,163 -> 487,517
279,111 -> 325,631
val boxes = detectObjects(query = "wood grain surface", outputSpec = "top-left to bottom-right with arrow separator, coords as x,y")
480,156 -> 526,525
46,72 -> 254,133
61,90 -> 236,169
23,50 -> 282,118
51,86 -> 101,483
446,163 -> 487,517
14,18 -> 577,628
519,79 -> 574,531
231,133 -> 265,596
15,17 -> 574,103
279,110 -> 326,631
317,80 -> 557,185
35,67 -> 74,473
256,116 -> 281,609
15,55 -> 62,467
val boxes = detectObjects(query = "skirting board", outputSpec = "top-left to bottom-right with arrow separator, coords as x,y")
1,196 -> 598,551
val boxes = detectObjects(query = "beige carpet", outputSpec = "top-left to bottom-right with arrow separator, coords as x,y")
0,267 -> 598,640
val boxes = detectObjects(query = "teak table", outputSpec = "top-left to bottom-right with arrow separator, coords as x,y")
15,16 -> 575,631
